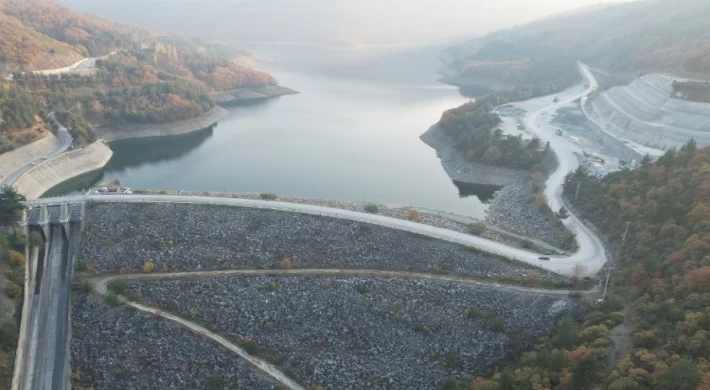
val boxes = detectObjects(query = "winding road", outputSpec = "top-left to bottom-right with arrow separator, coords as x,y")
1,114 -> 73,187
11,61 -> 614,390
25,63 -> 608,277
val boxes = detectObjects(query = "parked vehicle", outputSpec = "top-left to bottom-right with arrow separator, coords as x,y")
538,256 -> 550,261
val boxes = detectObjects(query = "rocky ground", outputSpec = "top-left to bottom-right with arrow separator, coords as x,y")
139,189 -> 552,251
122,276 -> 581,390
80,203 -> 569,284
70,293 -> 276,389
486,180 -> 566,248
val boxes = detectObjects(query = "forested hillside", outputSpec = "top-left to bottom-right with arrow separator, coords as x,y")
467,142 -> 710,389
449,0 -> 710,95
0,0 -> 279,152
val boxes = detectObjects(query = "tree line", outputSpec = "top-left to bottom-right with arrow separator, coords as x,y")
465,140 -> 710,389
438,95 -> 551,171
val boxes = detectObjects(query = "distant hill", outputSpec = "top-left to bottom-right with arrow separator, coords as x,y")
448,0 -> 710,93
0,0 -> 279,153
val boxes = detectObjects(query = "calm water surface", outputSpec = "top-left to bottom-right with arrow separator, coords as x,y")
58,45 -> 495,218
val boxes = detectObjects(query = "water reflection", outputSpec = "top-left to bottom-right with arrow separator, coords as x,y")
453,180 -> 502,202
107,125 -> 214,172
41,126 -> 214,197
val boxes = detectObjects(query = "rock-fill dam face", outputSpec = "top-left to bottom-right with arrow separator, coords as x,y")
590,74 -> 710,150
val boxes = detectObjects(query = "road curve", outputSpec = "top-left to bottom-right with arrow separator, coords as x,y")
25,63 -> 608,277
92,276 -> 305,390
1,114 -> 72,187
522,63 -> 609,276
31,193 -> 590,276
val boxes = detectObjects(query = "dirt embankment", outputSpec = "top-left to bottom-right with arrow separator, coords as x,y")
420,125 -> 525,187
94,106 -> 229,142
213,85 -> 299,106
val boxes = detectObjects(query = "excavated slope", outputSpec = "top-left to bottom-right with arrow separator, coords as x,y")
590,74 -> 710,149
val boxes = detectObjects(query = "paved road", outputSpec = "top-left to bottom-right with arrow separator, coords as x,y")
23,69 -> 609,277
521,62 -> 608,276
1,114 -> 72,187
29,190 -> 604,276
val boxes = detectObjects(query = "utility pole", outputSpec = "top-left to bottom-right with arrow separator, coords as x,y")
575,182 -> 581,200
621,221 -> 630,244
600,267 -> 611,302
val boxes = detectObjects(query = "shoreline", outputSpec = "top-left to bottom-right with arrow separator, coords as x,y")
420,124 -> 525,187
93,106 -> 229,142
213,85 -> 299,106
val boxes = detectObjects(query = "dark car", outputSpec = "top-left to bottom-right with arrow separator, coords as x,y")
538,256 -> 551,261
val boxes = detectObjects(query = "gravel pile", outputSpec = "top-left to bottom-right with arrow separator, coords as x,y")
486,181 -> 565,247
124,276 -> 580,389
70,293 -> 276,390
81,203 -> 560,282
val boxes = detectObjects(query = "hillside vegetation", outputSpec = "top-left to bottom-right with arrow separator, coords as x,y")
449,0 -> 710,95
438,95 -> 551,171
466,142 -> 710,389
0,0 -> 278,152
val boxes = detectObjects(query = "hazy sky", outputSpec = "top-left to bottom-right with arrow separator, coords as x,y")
60,0 -> 632,45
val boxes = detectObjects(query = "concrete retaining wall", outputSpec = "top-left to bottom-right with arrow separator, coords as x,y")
94,106 -> 229,142
14,142 -> 113,200
0,134 -> 59,181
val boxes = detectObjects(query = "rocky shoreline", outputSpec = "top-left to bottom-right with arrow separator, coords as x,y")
94,106 -> 229,142
420,125 -> 525,187
213,85 -> 299,106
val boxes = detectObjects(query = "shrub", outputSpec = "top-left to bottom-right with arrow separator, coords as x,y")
490,316 -> 505,332
8,250 -> 25,268
467,222 -> 486,236
264,281 -> 279,292
408,209 -> 421,222
568,291 -> 584,299
4,282 -> 21,298
364,204 -> 379,213
105,293 -> 120,306
524,271 -> 542,286
355,284 -> 369,294
520,240 -> 533,249
71,281 -> 91,293
444,351 -> 460,369
279,258 -> 293,270
241,339 -> 260,355
467,307 -> 487,319
141,261 -> 155,273
0,322 -> 18,351
259,193 -> 278,200
442,378 -> 460,390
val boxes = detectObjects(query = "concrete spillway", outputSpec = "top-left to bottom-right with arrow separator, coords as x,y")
589,74 -> 710,149
17,203 -> 83,390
